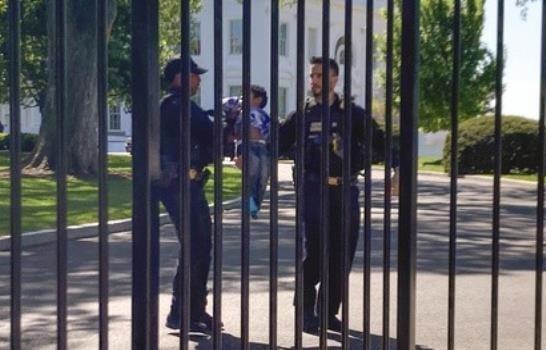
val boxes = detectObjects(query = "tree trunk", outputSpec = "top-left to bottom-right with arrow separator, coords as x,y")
25,0 -> 116,176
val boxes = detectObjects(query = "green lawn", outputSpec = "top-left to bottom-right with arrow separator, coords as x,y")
0,150 -> 11,171
419,156 -> 445,173
0,153 -> 240,235
418,155 -> 545,182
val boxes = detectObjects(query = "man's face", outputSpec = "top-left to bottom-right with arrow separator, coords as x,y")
309,63 -> 338,98
171,72 -> 202,96
190,73 -> 201,96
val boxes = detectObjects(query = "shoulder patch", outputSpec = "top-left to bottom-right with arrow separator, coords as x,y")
305,96 -> 318,109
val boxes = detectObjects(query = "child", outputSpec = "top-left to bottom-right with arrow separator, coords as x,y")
233,85 -> 271,219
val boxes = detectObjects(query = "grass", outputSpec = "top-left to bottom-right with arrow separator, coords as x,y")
419,156 -> 445,173
0,152 -> 240,235
418,155 -> 545,182
0,150 -> 11,171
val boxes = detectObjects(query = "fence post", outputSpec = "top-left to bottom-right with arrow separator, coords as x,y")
397,1 -> 420,348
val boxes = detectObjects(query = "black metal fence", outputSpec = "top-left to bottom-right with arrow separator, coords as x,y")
5,0 -> 546,349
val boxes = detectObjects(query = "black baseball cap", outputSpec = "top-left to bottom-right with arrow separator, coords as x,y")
163,58 -> 208,83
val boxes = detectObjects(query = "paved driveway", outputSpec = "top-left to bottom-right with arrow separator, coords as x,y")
0,166 -> 544,349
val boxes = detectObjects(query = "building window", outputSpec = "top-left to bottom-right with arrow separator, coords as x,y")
109,105 -> 121,131
280,23 -> 288,57
278,87 -> 288,118
190,22 -> 201,55
308,27 -> 317,58
229,85 -> 242,97
230,19 -> 243,55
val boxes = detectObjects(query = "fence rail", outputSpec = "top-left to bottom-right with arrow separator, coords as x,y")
4,1 -> 545,349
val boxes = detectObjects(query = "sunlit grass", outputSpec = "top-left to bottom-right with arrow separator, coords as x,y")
0,152 -> 240,235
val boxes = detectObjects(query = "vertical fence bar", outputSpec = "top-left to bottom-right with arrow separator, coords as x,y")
269,0 -> 279,348
97,0 -> 109,348
363,0 -> 374,347
397,0 -> 420,348
341,1 -> 353,349
491,1 -> 504,349
536,3 -> 546,349
131,0 -> 160,348
241,1 -> 251,349
54,0 -> 68,347
213,0 -> 224,348
294,0 -> 306,348
319,1 -> 331,348
382,0 -> 394,349
8,0 -> 22,348
179,1 -> 191,349
448,1 -> 461,349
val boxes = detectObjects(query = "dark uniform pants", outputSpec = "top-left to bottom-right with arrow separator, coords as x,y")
155,179 -> 212,320
303,176 -> 360,317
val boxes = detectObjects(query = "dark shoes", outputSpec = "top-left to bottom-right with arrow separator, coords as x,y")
165,312 -> 181,330
165,312 -> 223,333
327,316 -> 343,332
302,313 -> 344,334
198,311 -> 224,331
303,312 -> 319,333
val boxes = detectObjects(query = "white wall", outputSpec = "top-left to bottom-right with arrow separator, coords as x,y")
194,0 -> 371,115
0,103 -> 41,134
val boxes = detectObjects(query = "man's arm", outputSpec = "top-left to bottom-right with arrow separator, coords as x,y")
353,104 -> 400,195
278,111 -> 297,156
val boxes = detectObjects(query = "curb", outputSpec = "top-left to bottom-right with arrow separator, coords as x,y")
372,165 -> 540,187
415,170 -> 539,187
0,197 -> 241,251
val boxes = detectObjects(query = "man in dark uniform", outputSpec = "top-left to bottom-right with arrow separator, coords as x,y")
157,57 -> 215,333
279,57 -> 365,333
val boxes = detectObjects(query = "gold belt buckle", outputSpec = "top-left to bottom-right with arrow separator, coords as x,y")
327,177 -> 341,186
188,168 -> 198,180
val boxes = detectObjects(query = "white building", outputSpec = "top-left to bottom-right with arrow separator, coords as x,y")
0,103 -> 41,135
1,0 -> 392,153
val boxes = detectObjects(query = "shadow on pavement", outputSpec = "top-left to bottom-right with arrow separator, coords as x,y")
0,175 -> 539,348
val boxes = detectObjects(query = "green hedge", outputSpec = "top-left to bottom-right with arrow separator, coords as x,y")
0,133 -> 7,150
443,115 -> 539,174
0,133 -> 38,152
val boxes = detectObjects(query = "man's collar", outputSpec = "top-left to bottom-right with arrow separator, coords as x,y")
307,93 -> 340,107
168,87 -> 181,95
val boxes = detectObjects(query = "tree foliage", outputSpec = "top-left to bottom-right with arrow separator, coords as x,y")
0,0 -> 48,110
0,0 -> 203,109
516,0 -> 538,19
378,0 -> 497,132
0,0 -> 202,175
109,0 -> 203,105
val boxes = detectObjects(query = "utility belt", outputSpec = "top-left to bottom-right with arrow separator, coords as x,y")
156,164 -> 210,188
188,168 -> 203,181
188,168 -> 211,184
305,173 -> 359,187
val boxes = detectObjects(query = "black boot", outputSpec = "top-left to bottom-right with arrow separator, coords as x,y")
327,316 -> 343,333
303,311 -> 319,333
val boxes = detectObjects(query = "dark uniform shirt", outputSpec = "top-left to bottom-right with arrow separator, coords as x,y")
279,94 -> 366,177
160,88 -> 214,171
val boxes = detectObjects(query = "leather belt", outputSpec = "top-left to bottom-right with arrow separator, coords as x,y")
327,177 -> 342,186
306,173 -> 358,186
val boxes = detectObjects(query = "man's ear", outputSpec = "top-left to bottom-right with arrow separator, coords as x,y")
331,74 -> 339,89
